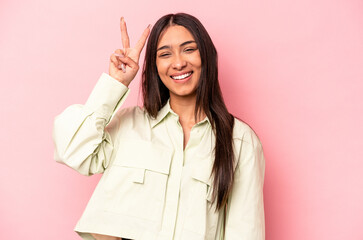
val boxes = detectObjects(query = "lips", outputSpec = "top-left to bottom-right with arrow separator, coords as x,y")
170,71 -> 193,80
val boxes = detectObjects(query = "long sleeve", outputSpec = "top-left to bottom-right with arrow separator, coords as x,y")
225,130 -> 266,239
52,73 -> 129,176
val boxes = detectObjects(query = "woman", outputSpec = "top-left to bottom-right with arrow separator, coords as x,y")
53,13 -> 265,240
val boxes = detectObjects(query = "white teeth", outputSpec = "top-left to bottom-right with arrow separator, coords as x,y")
171,72 -> 192,80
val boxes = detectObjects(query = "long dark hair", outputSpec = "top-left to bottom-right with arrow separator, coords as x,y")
142,13 -> 235,210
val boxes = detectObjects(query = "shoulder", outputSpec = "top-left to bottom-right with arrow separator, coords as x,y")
113,105 -> 149,122
233,118 -> 261,147
232,118 -> 265,175
110,105 -> 152,132
233,118 -> 264,166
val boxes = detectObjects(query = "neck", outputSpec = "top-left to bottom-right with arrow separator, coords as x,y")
169,94 -> 205,126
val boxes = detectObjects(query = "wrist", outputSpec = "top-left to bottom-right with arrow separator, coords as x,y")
109,74 -> 131,87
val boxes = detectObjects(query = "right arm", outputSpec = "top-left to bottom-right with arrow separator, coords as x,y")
52,73 -> 129,176
53,17 -> 150,176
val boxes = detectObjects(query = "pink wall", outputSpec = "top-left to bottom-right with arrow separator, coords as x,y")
1,0 -> 362,239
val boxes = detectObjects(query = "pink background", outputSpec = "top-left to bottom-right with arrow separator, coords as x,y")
1,0 -> 362,239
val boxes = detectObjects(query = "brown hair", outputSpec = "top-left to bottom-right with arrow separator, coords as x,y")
142,13 -> 235,210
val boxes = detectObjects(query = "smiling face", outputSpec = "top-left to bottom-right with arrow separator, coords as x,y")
156,25 -> 202,100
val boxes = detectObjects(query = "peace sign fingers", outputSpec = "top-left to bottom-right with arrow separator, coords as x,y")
119,17 -> 150,62
110,18 -> 151,85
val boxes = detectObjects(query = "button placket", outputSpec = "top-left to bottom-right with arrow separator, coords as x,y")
157,115 -> 184,239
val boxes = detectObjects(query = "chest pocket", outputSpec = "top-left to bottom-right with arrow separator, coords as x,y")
182,156 -> 220,237
103,139 -> 173,222
191,156 -> 214,202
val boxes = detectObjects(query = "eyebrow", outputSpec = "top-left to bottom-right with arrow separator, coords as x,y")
156,40 -> 197,51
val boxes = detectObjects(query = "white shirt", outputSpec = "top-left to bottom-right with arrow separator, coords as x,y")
53,73 -> 265,240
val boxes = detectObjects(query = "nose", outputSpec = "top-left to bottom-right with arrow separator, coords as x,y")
172,54 -> 187,70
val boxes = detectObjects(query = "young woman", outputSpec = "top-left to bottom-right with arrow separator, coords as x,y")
53,13 -> 265,240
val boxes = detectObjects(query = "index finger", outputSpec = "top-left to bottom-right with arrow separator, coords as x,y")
134,24 -> 151,54
120,17 -> 130,49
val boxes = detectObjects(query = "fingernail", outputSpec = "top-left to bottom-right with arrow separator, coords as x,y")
147,24 -> 152,29
121,64 -> 126,73
117,63 -> 126,72
114,53 -> 125,58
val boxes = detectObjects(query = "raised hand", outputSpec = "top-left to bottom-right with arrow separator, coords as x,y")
109,17 -> 151,86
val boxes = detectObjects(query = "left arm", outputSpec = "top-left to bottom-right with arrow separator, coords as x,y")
225,132 -> 265,239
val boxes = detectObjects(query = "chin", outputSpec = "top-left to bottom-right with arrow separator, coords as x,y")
170,89 -> 197,98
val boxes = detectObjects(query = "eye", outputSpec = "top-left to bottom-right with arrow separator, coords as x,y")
158,52 -> 171,58
185,48 -> 196,53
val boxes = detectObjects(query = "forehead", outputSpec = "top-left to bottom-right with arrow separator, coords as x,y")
157,25 -> 196,47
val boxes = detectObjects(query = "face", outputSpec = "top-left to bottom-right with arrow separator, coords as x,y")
156,25 -> 202,99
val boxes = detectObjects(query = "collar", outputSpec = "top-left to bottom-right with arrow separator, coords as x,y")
149,100 -> 174,128
196,116 -> 211,126
149,99 -> 211,128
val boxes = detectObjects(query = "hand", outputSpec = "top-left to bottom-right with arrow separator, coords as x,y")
109,17 -> 150,86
